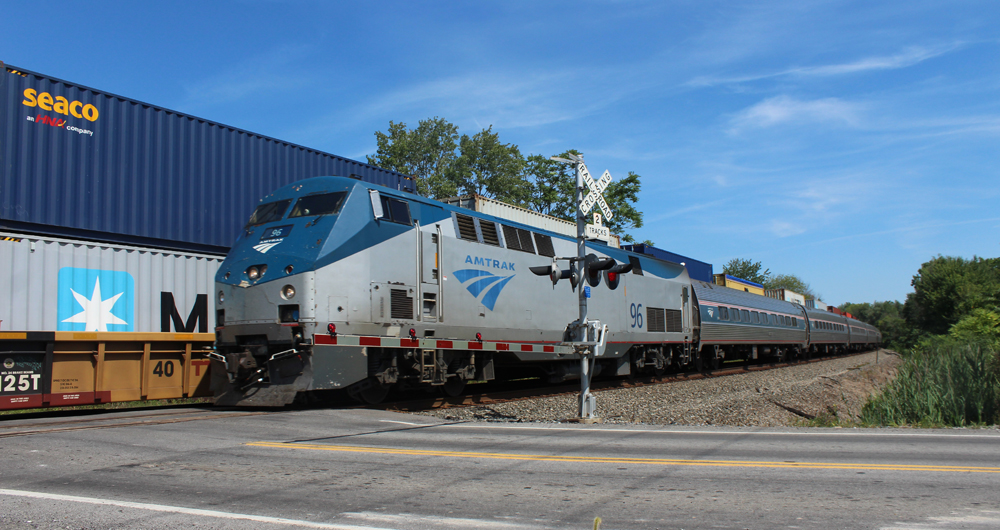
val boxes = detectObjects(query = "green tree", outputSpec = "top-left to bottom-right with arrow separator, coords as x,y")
522,150 -> 646,244
522,153 -> 575,217
765,273 -> 818,299
367,117 -> 459,198
903,255 -> 1000,335
840,300 -> 918,349
949,308 -> 1000,350
722,258 -> 771,285
449,126 -> 527,204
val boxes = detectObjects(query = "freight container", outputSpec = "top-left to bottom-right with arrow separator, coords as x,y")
625,244 -> 713,283
765,288 -> 806,305
806,298 -> 829,311
1,63 -> 414,254
712,273 -> 765,295
0,231 -> 221,333
442,194 -> 621,248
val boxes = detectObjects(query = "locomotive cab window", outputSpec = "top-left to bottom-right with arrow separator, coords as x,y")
378,196 -> 412,225
289,192 -> 347,218
246,199 -> 292,227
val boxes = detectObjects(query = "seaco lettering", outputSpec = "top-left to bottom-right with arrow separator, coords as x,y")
464,255 -> 515,271
22,89 -> 99,122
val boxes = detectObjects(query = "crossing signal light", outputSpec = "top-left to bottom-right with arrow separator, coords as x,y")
529,263 -> 579,289
604,262 -> 633,290
584,254 -> 616,287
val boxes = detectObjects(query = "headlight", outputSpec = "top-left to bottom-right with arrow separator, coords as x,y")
285,265 -> 294,274
281,285 -> 296,300
247,266 -> 260,280
218,291 -> 225,304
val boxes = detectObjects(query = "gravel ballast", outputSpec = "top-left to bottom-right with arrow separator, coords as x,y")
415,350 -> 902,426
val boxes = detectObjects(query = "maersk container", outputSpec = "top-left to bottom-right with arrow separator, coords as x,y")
622,243 -> 713,283
0,231 -> 221,333
0,63 -> 414,254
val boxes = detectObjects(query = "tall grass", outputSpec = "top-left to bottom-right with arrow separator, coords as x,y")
861,338 -> 1000,427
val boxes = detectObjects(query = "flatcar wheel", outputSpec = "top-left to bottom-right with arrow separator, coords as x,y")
358,381 -> 392,404
442,377 -> 467,397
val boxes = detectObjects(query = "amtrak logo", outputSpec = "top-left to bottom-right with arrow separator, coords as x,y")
708,308 -> 714,318
254,225 -> 292,254
57,268 -> 134,331
253,241 -> 281,254
453,269 -> 515,311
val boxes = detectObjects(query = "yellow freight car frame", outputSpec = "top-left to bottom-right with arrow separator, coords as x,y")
0,332 -> 214,410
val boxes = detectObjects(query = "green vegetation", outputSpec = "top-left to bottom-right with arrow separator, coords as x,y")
721,258 -> 771,285
367,118 -> 648,243
860,338 -> 999,426
841,255 -> 1000,427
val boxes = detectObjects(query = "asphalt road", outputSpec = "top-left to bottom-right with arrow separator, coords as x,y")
1,407 -> 999,530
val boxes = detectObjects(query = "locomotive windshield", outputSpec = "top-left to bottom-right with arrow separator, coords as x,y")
245,199 -> 292,228
289,192 -> 347,218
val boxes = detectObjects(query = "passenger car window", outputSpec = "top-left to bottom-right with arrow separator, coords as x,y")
289,192 -> 347,218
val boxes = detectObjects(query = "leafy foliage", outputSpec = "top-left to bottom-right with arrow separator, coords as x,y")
368,120 -> 647,242
839,300 -> 918,350
765,273 -> 818,299
721,258 -> 771,285
366,117 -> 459,198
860,338 -> 999,426
903,255 -> 1000,335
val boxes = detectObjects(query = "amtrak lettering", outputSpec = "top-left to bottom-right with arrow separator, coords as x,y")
464,255 -> 515,271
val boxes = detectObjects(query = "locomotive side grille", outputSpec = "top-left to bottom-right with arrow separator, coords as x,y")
390,289 -> 413,320
666,309 -> 682,332
480,221 -> 500,246
647,307 -> 666,333
534,233 -> 555,257
517,228 -> 536,254
456,214 -> 478,241
502,225 -> 522,251
502,225 -> 536,254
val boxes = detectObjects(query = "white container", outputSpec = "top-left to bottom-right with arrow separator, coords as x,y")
765,288 -> 806,306
0,231 -> 222,333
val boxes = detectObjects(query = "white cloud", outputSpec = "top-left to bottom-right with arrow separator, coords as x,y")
688,43 -> 961,87
729,96 -> 863,132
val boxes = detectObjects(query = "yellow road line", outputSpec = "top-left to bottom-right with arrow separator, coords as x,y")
245,442 -> 1000,473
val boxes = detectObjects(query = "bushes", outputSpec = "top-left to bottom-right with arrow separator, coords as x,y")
861,337 -> 1000,426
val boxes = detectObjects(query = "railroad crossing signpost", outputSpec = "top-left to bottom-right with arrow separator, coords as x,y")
549,153 -> 614,422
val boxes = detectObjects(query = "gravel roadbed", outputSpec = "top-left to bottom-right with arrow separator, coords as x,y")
414,350 -> 902,426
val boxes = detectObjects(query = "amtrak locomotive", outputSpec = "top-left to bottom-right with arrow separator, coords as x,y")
210,176 -> 880,406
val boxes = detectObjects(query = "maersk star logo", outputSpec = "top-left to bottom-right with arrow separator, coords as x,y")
453,269 -> 514,311
57,268 -> 135,332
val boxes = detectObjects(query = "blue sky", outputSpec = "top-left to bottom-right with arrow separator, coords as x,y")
3,1 -> 998,306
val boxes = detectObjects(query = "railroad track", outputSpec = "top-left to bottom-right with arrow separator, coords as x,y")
376,351 -> 870,413
0,408 -> 272,438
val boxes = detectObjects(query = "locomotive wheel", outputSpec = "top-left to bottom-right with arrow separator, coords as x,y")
358,381 -> 392,404
442,377 -> 467,397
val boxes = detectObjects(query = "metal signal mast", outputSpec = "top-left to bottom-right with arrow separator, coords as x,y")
529,153 -> 631,421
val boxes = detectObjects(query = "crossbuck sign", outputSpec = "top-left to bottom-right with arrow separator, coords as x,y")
578,164 -> 614,221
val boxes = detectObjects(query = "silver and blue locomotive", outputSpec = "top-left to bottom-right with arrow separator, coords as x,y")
210,176 -> 880,406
